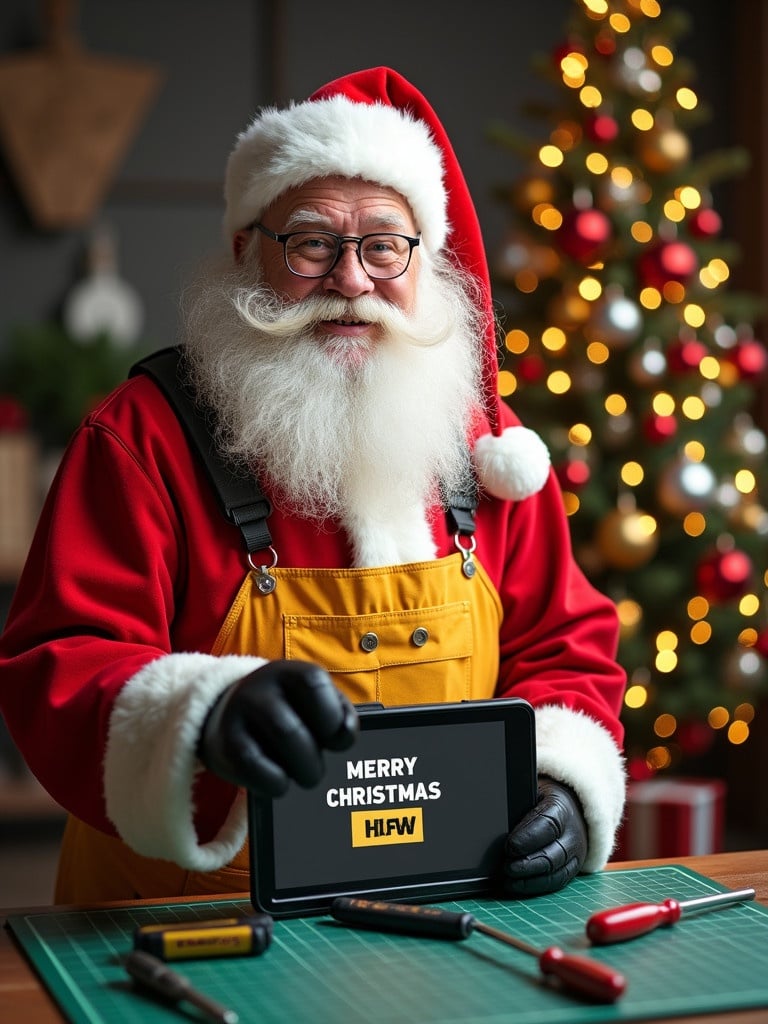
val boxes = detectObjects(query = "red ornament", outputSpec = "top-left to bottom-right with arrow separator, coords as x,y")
688,207 -> 722,239
755,630 -> 768,658
557,208 -> 612,264
555,459 -> 591,490
676,719 -> 715,757
723,338 -> 768,380
637,241 -> 698,290
643,412 -> 678,444
666,338 -> 708,374
517,354 -> 547,383
0,396 -> 29,432
695,548 -> 754,603
628,755 -> 655,782
584,112 -> 619,144
593,30 -> 616,57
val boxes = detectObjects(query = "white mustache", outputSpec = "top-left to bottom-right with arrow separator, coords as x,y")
232,290 -> 453,347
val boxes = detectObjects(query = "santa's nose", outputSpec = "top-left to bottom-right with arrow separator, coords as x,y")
322,245 -> 375,298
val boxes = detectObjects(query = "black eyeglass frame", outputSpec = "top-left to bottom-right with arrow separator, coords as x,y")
251,221 -> 421,280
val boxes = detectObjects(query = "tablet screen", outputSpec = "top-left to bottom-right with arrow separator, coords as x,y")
249,699 -> 536,916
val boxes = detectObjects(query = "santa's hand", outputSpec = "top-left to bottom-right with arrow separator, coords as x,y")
197,660 -> 358,795
501,776 -> 588,896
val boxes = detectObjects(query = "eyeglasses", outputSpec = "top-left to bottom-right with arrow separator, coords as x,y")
252,222 -> 420,280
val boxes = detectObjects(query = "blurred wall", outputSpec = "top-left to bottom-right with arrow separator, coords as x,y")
0,0 -> 749,355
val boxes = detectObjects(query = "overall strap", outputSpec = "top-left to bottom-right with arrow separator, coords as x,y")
129,347 -> 273,555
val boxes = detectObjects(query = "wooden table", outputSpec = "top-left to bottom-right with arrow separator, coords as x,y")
1,850 -> 766,1023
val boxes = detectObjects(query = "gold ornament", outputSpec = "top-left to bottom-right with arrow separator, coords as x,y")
512,174 -> 556,212
595,506 -> 659,569
638,124 -> 690,173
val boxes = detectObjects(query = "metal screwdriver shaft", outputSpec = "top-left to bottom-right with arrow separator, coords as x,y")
586,887 -> 756,945
125,950 -> 239,1024
331,897 -> 626,1003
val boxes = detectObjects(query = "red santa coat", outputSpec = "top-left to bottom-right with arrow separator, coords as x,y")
0,371 -> 626,877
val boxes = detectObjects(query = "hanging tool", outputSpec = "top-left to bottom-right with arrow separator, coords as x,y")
124,949 -> 239,1023
586,887 -> 756,945
330,897 -> 626,1003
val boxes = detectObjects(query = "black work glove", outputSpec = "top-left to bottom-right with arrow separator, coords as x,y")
197,659 -> 358,796
501,776 -> 588,897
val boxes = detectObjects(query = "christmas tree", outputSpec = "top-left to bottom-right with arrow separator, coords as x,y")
492,0 -> 768,780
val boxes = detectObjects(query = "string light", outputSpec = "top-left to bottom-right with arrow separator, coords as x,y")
639,286 -> 662,308
605,394 -> 627,415
646,746 -> 672,770
562,492 -> 580,515
676,86 -> 698,110
538,145 -> 563,169
677,186 -> 701,208
542,326 -> 567,351
579,85 -> 603,107
739,595 -> 760,616
650,44 -> 673,66
631,108 -> 654,131
681,396 -> 706,420
683,512 -> 706,537
631,221 -> 654,243
625,684 -> 648,709
568,423 -> 592,445
699,355 -> 720,379
504,329 -> 529,353
587,341 -> 609,363
707,706 -> 729,729
578,276 -> 602,300
734,702 -> 755,722
497,370 -> 517,396
654,713 -> 677,738
728,721 -> 749,744
683,303 -> 706,327
690,621 -> 711,644
621,461 -> 645,486
547,370 -> 571,394
586,152 -> 609,174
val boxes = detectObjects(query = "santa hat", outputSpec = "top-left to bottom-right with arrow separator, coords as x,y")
224,67 -> 549,502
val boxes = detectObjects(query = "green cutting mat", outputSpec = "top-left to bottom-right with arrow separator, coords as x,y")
6,866 -> 768,1023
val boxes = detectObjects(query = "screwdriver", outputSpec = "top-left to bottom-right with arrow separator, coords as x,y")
330,897 -> 626,1003
586,887 -> 756,945
124,949 -> 239,1023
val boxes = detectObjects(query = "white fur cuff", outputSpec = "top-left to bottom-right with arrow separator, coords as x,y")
104,651 -> 267,870
534,704 -> 626,871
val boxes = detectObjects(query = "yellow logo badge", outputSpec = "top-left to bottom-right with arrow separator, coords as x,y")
351,807 -> 424,847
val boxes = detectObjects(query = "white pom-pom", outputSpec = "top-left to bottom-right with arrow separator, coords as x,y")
473,427 -> 550,500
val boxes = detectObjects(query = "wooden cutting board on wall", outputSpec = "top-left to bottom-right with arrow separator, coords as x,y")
0,0 -> 162,229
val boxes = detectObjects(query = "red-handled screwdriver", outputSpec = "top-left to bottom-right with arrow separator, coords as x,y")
586,887 -> 756,945
331,897 -> 626,1003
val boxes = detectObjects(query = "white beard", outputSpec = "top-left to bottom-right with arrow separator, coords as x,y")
181,252 -> 486,566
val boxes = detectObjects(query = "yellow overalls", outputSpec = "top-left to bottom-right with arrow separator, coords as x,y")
55,554 -> 502,901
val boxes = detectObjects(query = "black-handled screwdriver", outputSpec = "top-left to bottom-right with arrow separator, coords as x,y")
124,949 -> 239,1023
330,897 -> 626,1003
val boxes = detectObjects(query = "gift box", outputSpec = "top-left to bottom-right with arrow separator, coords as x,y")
613,777 -> 726,860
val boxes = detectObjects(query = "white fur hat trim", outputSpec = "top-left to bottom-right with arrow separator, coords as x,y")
473,426 -> 550,500
224,95 -> 448,251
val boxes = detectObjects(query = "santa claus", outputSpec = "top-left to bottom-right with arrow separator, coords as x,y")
0,68 -> 626,903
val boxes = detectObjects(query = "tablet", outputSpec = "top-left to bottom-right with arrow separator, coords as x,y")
248,697 -> 536,917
